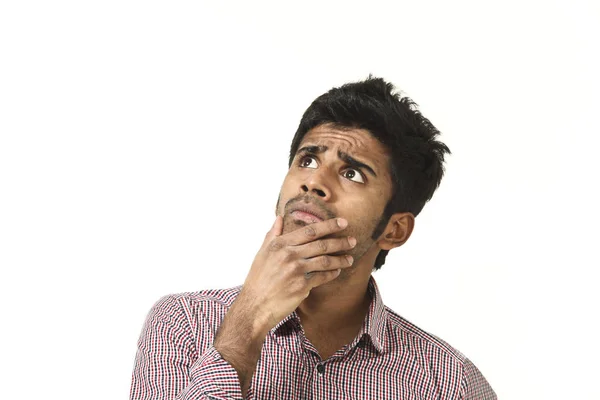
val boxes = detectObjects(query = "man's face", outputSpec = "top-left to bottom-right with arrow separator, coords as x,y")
276,123 -> 393,269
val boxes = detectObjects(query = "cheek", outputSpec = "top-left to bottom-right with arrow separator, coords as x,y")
279,173 -> 293,192
346,216 -> 376,239
281,172 -> 300,190
277,178 -> 299,212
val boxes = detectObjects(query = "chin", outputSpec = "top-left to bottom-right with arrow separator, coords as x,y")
281,215 -> 304,233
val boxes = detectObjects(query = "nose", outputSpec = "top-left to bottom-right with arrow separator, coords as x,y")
301,184 -> 327,199
300,170 -> 332,200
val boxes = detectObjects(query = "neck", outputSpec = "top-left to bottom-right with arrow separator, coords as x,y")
296,242 -> 380,333
296,272 -> 373,334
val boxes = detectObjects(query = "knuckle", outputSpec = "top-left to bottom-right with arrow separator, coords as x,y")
304,226 -> 316,237
268,238 -> 285,252
320,255 -> 331,267
282,248 -> 294,262
292,259 -> 303,269
317,240 -> 327,252
292,278 -> 307,293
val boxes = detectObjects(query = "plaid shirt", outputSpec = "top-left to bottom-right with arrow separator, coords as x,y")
130,276 -> 496,399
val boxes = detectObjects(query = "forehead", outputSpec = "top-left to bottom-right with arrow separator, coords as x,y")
299,123 -> 390,164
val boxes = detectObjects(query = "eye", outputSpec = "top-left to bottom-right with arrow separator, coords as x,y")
342,168 -> 365,184
298,155 -> 366,184
299,155 -> 318,169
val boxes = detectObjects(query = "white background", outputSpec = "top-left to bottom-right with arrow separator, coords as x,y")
1,1 -> 599,399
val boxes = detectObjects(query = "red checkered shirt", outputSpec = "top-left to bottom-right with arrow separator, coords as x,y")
130,275 -> 496,399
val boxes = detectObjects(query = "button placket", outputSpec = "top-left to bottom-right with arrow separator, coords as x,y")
316,363 -> 325,375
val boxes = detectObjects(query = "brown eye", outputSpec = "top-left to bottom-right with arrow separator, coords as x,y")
299,156 -> 317,169
343,169 -> 365,183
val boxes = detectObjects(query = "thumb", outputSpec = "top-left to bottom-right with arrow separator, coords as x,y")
268,215 -> 284,238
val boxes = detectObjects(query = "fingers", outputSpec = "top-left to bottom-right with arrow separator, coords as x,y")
301,253 -> 354,274
273,215 -> 283,236
306,267 -> 343,289
265,215 -> 284,242
292,236 -> 356,259
285,217 -> 348,246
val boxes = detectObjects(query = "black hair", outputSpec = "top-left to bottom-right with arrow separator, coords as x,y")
288,75 -> 451,271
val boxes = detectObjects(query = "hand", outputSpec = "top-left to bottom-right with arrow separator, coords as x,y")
239,215 -> 357,334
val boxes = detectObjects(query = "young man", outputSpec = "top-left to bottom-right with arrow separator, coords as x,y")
130,76 -> 497,399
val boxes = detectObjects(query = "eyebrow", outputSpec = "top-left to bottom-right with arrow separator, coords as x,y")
296,145 -> 378,178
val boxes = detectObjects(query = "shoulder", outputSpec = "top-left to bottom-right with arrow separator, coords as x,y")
145,285 -> 243,330
385,306 -> 467,363
384,307 -> 496,398
152,284 -> 243,310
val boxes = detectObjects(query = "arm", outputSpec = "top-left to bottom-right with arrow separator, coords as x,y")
130,295 -> 259,400
131,216 -> 354,399
459,358 -> 497,400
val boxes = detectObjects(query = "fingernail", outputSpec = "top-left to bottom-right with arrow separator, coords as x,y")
348,237 -> 357,247
346,255 -> 354,265
337,218 -> 348,228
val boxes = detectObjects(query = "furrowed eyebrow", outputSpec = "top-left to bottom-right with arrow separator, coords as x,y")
296,145 -> 377,178
338,151 -> 377,178
297,145 -> 328,156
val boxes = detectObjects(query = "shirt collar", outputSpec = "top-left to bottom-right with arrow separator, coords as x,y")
359,274 -> 387,353
271,274 -> 388,355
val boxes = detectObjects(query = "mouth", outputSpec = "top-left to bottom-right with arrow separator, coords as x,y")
290,210 -> 324,224
289,202 -> 328,224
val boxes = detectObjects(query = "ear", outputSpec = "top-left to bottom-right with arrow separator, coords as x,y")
377,212 -> 415,251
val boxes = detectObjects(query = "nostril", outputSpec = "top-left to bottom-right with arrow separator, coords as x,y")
313,189 -> 326,197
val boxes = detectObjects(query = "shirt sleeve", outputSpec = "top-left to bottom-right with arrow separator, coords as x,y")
459,358 -> 497,400
130,295 -> 245,400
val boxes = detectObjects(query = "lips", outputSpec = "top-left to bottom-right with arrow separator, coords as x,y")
291,210 -> 324,224
289,204 -> 327,223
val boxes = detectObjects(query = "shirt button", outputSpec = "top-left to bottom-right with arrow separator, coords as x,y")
317,363 -> 325,374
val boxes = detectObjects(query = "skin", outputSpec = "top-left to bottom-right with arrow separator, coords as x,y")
214,123 -> 418,396
275,123 -> 415,356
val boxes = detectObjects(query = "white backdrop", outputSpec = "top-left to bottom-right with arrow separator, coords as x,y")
1,1 -> 599,399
